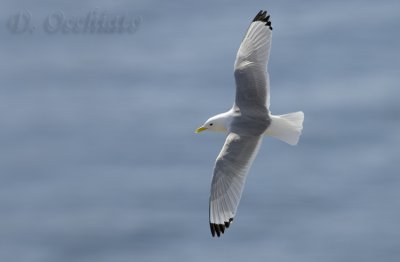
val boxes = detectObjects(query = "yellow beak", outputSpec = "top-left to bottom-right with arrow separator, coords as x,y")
195,126 -> 208,133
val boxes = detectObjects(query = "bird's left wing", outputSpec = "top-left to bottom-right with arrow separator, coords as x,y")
209,133 -> 263,237
234,10 -> 273,110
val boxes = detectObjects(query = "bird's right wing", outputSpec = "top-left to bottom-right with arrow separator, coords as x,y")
209,133 -> 263,237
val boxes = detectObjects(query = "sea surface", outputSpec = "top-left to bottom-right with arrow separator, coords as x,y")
1,0 -> 400,261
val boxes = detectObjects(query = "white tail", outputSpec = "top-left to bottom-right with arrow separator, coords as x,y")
264,111 -> 304,145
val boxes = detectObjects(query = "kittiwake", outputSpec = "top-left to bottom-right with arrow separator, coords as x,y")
195,10 -> 304,237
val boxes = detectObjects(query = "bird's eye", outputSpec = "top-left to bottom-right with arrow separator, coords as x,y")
209,123 -> 213,126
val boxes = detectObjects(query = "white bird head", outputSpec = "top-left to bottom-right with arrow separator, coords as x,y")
195,113 -> 231,133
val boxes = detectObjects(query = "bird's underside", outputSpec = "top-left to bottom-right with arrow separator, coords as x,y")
208,10 -> 273,237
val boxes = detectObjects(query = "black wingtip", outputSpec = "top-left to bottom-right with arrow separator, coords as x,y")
219,224 -> 225,234
210,223 -> 224,237
252,10 -> 273,30
210,218 -> 234,238
210,223 -> 216,237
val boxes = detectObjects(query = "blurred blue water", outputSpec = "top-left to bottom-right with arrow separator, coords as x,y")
1,1 -> 400,261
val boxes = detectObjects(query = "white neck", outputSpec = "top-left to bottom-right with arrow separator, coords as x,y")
209,111 -> 234,132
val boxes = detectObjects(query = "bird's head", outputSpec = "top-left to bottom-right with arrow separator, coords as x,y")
195,114 -> 229,133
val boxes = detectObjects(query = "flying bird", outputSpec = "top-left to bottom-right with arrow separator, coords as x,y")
195,10 -> 304,237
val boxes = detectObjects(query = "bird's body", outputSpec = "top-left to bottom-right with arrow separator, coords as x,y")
195,10 -> 304,237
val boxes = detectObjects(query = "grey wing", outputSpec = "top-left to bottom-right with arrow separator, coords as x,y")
234,10 -> 273,111
209,133 -> 263,237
